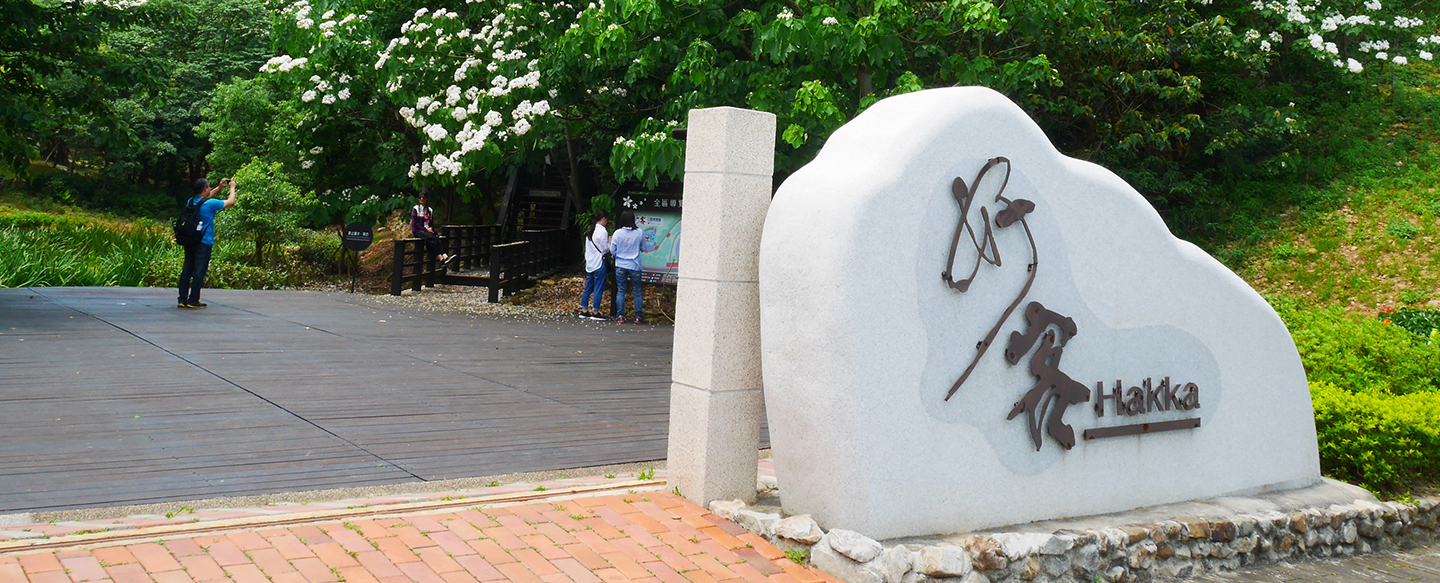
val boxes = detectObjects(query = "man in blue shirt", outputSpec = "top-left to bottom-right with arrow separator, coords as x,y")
178,177 -> 238,309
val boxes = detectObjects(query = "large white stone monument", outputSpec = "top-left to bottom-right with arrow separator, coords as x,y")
758,87 -> 1321,540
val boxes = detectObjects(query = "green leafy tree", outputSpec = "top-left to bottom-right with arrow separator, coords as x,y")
0,0 -> 170,175
220,158 -> 317,265
88,0 -> 272,187
197,77 -> 299,178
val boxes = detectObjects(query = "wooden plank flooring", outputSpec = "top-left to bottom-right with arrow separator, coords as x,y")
0,287 -> 768,512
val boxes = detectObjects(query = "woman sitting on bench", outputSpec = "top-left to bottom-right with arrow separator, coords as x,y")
411,191 -> 453,266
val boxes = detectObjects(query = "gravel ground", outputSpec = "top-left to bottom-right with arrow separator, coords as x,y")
348,270 -> 678,324
363,282 -> 579,321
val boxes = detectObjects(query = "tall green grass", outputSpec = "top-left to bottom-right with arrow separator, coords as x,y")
0,217 -> 179,288
0,209 -> 337,290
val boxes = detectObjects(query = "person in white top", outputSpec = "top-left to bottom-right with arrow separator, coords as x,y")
579,210 -> 610,319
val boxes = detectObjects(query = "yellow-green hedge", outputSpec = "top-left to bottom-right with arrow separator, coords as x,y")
1310,380 -> 1440,494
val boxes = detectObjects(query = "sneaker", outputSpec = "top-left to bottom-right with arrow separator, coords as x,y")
615,316 -> 629,324
633,319 -> 646,325
183,302 -> 207,309
579,310 -> 592,319
588,313 -> 608,321
177,301 -> 186,308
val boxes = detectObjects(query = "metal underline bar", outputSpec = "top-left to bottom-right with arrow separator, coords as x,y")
1082,418 -> 1202,440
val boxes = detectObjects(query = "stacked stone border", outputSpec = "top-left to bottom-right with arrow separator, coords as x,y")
710,487 -> 1440,583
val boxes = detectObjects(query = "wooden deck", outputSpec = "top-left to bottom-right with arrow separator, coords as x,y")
0,287 -> 768,513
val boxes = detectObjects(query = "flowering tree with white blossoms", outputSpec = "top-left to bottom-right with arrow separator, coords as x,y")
1230,0 -> 1435,72
555,0 -> 1431,204
242,0 -> 1436,224
259,0 -> 576,220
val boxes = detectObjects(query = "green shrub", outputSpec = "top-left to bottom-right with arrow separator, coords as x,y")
140,240 -> 292,290
1387,308 -> 1440,338
296,228 -> 342,268
217,158 -> 317,265
1273,299 -> 1440,395
1310,381 -> 1440,495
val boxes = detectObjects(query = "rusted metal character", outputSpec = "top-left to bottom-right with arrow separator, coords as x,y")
1004,302 -> 1089,451
941,157 -> 1040,401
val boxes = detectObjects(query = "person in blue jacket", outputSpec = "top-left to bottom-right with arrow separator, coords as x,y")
177,177 -> 238,309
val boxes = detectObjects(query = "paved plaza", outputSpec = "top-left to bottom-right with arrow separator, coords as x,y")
0,287 -> 766,513
2,287 -> 1437,583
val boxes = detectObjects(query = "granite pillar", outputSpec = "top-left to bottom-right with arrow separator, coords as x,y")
666,106 -> 776,506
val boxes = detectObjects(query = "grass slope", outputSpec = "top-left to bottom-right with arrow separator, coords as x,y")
1219,70 -> 1440,314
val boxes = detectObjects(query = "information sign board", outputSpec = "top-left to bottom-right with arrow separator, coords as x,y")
619,193 -> 683,285
342,222 -> 374,251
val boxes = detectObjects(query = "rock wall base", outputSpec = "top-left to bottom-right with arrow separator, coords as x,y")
712,480 -> 1440,583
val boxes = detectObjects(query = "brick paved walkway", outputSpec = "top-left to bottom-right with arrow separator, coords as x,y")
0,491 -> 834,583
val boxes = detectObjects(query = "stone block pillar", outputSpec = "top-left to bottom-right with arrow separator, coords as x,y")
667,107 -> 776,506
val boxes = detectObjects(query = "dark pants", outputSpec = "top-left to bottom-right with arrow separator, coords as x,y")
417,231 -> 446,257
178,243 -> 213,304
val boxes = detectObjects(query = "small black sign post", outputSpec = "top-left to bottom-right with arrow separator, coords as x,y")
341,222 -> 374,293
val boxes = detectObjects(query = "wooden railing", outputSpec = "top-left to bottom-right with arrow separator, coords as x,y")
439,225 -> 499,272
389,225 -> 499,296
390,238 -> 442,295
390,225 -> 568,300
487,229 -> 568,302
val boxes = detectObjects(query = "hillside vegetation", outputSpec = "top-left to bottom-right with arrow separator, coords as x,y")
1229,72 -> 1440,314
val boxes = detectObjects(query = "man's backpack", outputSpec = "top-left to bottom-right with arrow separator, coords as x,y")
173,198 -> 203,246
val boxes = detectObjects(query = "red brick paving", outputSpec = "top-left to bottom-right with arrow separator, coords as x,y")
0,494 -> 837,583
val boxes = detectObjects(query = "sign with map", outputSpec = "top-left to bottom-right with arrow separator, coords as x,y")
620,193 -> 683,285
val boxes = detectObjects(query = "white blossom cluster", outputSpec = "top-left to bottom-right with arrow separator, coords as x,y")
1393,16 -> 1424,28
288,0 -> 314,29
260,55 -> 308,73
588,85 -> 628,97
612,120 -> 681,150
1248,0 -> 1436,73
298,73 -> 354,105
375,4 -> 569,179
78,0 -> 148,8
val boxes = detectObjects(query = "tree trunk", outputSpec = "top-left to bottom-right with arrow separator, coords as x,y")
858,65 -> 874,101
564,135 -> 581,228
